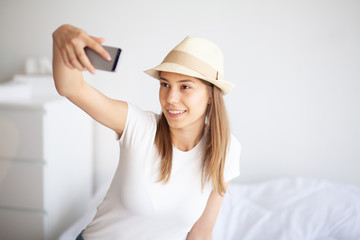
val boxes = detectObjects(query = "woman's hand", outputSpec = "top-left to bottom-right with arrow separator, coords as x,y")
52,24 -> 111,74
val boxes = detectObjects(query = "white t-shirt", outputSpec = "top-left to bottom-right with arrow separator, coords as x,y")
82,103 -> 241,240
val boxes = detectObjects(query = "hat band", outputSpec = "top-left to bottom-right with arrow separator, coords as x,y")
162,50 -> 223,80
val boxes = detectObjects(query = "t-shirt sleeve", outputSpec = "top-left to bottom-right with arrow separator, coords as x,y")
115,102 -> 158,147
224,134 -> 241,182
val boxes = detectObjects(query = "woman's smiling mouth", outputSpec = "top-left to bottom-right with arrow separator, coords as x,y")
167,109 -> 186,118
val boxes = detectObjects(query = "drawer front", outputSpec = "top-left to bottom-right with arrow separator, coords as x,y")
0,160 -> 44,210
0,109 -> 43,160
0,208 -> 45,240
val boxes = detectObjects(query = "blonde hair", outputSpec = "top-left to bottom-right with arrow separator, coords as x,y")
154,84 -> 230,196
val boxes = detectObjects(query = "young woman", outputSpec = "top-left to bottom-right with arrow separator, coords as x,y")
52,24 -> 240,240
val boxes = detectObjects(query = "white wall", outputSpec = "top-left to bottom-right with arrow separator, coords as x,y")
1,0 -> 360,190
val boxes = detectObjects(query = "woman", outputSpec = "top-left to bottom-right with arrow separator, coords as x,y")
52,24 -> 240,240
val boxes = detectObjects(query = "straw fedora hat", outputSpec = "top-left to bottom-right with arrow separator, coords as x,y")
144,36 -> 235,95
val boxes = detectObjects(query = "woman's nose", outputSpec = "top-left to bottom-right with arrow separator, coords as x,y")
167,88 -> 180,104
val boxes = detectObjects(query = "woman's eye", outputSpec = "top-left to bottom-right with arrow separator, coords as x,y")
160,82 -> 169,87
181,85 -> 190,89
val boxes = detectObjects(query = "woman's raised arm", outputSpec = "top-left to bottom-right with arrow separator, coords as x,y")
52,24 -> 127,135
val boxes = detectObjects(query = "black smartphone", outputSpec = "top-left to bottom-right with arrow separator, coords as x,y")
84,45 -> 121,72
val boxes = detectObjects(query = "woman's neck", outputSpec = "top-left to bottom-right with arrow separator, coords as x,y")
170,127 -> 204,152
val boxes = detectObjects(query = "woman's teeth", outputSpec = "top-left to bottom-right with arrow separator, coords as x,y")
168,110 -> 185,114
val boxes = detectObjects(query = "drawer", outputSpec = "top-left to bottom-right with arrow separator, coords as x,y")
0,160 -> 44,210
0,109 -> 43,160
0,208 -> 45,240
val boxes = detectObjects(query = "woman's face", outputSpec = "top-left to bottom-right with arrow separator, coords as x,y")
159,71 -> 211,133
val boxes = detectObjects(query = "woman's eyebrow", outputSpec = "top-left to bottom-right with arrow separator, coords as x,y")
178,79 -> 195,83
159,77 -> 195,84
159,76 -> 196,85
159,77 -> 169,82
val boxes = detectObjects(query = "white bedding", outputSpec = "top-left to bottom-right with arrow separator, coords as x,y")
59,177 -> 360,240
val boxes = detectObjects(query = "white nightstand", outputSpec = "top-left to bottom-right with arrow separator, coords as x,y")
0,76 -> 93,240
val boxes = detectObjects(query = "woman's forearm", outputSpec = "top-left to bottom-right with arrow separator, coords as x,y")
187,182 -> 230,240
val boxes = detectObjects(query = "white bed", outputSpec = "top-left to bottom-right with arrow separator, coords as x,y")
59,177 -> 360,240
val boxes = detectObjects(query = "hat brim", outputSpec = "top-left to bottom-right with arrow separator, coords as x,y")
144,62 -> 234,95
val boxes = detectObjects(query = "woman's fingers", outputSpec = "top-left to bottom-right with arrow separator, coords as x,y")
88,37 -> 112,61
72,36 -> 105,74
77,36 -> 111,74
53,25 -> 95,73
67,45 -> 84,71
53,25 -> 83,70
75,46 -> 96,74
91,36 -> 105,44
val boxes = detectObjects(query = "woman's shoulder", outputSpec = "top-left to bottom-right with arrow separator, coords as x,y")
118,102 -> 159,144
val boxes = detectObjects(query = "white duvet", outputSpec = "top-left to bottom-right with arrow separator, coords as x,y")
213,177 -> 360,240
60,177 -> 360,240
